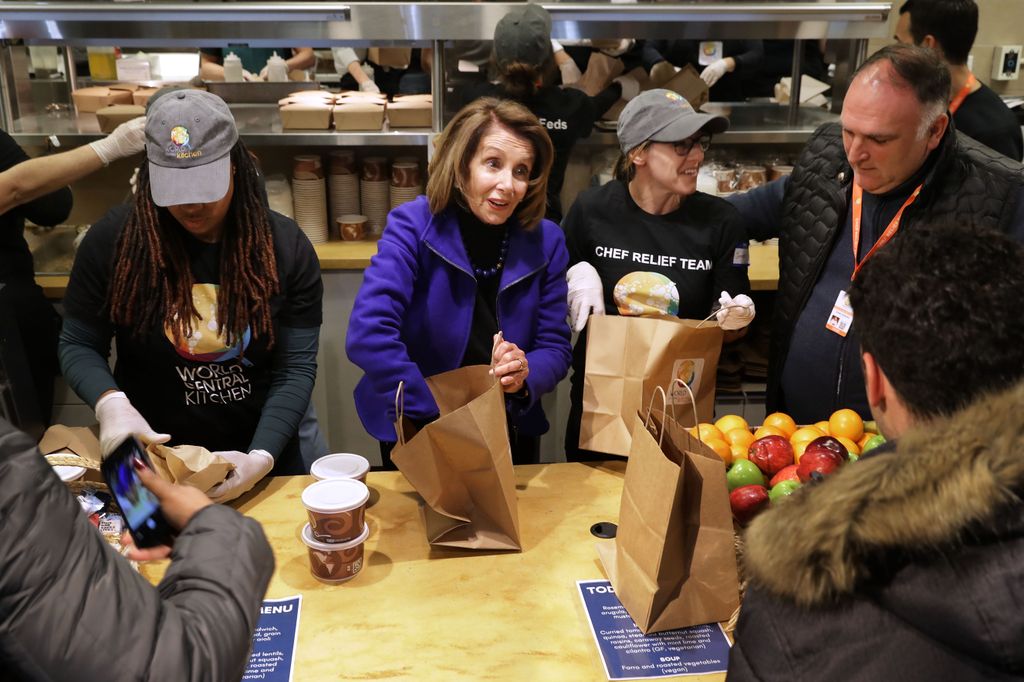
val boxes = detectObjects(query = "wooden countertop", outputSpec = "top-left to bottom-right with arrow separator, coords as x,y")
37,242 -> 778,296
142,462 -> 728,681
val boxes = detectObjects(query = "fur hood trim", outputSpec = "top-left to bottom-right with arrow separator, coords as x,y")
743,380 -> 1024,607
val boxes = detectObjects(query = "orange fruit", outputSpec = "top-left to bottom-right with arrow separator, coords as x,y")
858,431 -> 879,450
790,426 -> 825,447
705,438 -> 732,464
793,440 -> 811,463
836,436 -> 861,456
763,412 -> 798,438
730,443 -> 749,461
695,423 -> 725,443
725,427 -> 756,450
714,414 -> 749,435
815,420 -> 831,435
829,408 -> 864,442
753,424 -> 786,440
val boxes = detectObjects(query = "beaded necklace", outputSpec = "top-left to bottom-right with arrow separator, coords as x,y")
471,226 -> 510,279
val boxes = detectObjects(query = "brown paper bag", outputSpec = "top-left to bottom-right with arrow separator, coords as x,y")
600,399 -> 739,633
579,315 -> 723,457
146,443 -> 234,494
568,51 -> 625,97
661,63 -> 710,110
391,365 -> 521,551
368,47 -> 412,69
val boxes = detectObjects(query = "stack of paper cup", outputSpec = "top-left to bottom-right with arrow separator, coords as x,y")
328,150 -> 360,239
389,158 -> 423,211
292,155 -> 329,244
360,156 -> 390,239
264,174 -> 295,219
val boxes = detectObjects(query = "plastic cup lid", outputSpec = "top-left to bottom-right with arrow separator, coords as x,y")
301,478 -> 369,513
301,522 -> 370,551
53,465 -> 87,482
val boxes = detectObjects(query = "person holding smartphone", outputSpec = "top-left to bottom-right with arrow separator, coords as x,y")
0,417 -> 273,680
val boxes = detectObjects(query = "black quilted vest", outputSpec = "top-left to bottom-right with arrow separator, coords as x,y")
768,122 -> 1024,411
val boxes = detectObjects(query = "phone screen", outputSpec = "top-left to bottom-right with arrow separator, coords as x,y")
101,437 -> 174,548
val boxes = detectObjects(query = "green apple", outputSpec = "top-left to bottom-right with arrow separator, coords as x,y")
861,434 -> 886,454
727,459 -> 766,491
769,479 -> 801,502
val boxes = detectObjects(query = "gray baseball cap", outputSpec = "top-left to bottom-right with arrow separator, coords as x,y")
617,89 -> 729,153
494,4 -> 552,69
145,89 -> 238,207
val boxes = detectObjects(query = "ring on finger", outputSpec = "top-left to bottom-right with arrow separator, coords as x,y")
518,358 -> 526,372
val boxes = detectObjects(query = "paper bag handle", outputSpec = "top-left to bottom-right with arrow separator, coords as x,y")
673,377 -> 702,446
644,386 -> 670,448
394,381 -> 407,446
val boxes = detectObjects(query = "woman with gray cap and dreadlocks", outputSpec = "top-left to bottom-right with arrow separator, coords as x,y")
59,89 -> 323,501
561,88 -> 756,460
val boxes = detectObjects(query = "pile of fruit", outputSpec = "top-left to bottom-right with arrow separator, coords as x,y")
688,409 -> 886,526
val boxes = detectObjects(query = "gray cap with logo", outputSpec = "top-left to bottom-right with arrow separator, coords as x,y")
617,89 -> 729,153
494,4 -> 553,69
145,89 -> 238,207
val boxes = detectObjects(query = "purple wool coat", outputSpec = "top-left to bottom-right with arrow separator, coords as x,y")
346,196 -> 572,442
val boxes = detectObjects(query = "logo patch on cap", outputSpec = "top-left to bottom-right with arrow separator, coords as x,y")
167,125 -> 202,160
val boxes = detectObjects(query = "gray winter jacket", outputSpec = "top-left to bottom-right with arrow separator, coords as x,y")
0,418 -> 274,681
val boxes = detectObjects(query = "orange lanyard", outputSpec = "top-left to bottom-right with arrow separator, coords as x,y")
949,73 -> 976,114
850,181 -> 922,280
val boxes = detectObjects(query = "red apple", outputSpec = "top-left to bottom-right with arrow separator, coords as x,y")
769,464 -> 800,488
796,448 -> 845,483
747,435 -> 794,476
804,435 -> 849,461
730,484 -> 770,525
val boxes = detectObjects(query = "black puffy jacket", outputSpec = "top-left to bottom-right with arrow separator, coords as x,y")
728,380 -> 1024,681
0,419 -> 274,681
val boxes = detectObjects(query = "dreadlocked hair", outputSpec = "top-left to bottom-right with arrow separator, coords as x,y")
108,140 -> 280,350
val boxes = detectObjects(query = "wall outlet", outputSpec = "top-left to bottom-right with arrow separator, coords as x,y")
992,45 -> 1022,81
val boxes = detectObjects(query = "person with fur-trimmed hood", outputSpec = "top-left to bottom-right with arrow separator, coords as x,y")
727,224 -> 1024,680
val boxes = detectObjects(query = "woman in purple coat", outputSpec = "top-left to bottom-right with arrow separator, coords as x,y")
347,98 -> 572,467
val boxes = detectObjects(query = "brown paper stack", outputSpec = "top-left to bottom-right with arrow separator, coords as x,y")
146,443 -> 234,494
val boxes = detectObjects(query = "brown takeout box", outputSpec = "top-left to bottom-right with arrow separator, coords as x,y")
38,424 -> 101,465
333,102 -> 385,131
96,104 -> 145,133
387,96 -> 432,128
132,87 -> 161,107
72,85 -> 136,113
279,103 -> 334,130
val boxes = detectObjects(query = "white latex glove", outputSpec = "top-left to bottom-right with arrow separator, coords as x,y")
559,58 -> 583,86
613,74 -> 640,101
208,449 -> 275,503
716,291 -> 756,330
566,262 -> 606,332
700,58 -> 731,87
88,116 -> 146,166
359,80 -> 380,93
599,39 -> 635,57
94,391 -> 171,458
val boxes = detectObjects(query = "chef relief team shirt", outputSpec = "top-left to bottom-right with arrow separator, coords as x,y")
563,180 -> 749,320
64,204 -> 322,452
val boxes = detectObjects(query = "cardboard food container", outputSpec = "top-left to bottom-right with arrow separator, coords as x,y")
336,90 -> 387,103
132,87 -> 161,107
72,85 -> 135,113
279,103 -> 334,130
277,95 -> 336,107
387,96 -> 432,128
38,424 -> 105,487
333,102 -> 386,131
96,104 -> 145,133
368,47 -> 412,69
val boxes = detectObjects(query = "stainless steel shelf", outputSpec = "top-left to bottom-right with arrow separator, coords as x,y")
0,1 -> 892,43
8,104 -> 432,146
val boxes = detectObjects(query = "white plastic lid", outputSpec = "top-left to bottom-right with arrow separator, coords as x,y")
53,465 -> 86,482
310,453 -> 370,481
301,478 -> 369,513
301,522 -> 369,551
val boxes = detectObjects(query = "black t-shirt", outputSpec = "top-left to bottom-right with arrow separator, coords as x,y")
64,204 -> 322,453
563,179 -> 750,320
955,82 -> 1023,162
457,206 -> 503,366
464,83 -> 599,222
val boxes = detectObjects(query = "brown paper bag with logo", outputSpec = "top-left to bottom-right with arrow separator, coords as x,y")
391,365 -> 521,551
598,394 -> 739,633
146,443 -> 234,494
579,314 -> 723,456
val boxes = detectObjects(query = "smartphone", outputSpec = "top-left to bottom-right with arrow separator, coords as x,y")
101,437 -> 175,548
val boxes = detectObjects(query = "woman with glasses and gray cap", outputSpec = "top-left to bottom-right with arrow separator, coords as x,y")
561,88 -> 755,460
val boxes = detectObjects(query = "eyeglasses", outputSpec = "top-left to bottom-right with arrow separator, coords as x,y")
669,135 -> 712,156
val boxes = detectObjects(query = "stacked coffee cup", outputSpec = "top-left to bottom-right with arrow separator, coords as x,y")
360,156 -> 390,238
300,453 -> 373,583
328,150 -> 360,239
291,155 -> 329,244
389,157 -> 424,211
